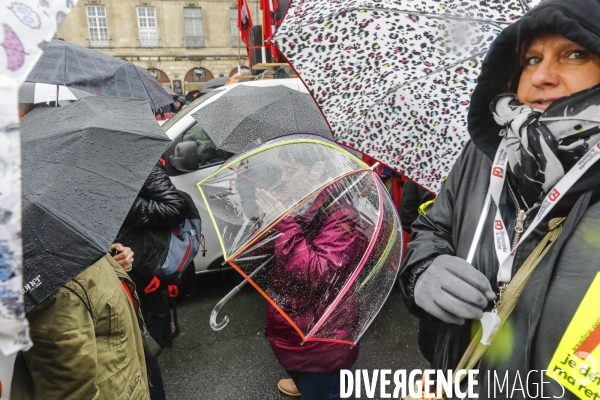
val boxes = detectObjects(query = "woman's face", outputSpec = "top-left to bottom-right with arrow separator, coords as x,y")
278,157 -> 323,199
279,158 -> 310,199
517,33 -> 600,111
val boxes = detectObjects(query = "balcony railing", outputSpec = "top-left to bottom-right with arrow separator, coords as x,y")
90,39 -> 110,47
139,37 -> 159,47
186,35 -> 205,48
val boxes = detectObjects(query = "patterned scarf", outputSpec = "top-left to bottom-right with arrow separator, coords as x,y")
490,86 -> 600,205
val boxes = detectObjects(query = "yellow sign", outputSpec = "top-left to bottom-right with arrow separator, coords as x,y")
547,273 -> 600,399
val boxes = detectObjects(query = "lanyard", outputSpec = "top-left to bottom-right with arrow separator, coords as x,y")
489,137 -> 600,283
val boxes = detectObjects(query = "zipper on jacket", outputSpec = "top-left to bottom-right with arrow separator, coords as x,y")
507,182 -> 541,251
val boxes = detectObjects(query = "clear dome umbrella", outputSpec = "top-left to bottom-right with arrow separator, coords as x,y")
199,134 -> 403,345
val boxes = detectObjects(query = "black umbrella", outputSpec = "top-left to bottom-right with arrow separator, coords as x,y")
18,82 -> 94,104
21,97 -> 171,313
199,76 -> 229,95
191,85 -> 332,154
26,39 -> 173,110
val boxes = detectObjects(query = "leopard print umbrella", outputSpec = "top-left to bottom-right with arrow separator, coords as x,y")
271,0 -> 542,192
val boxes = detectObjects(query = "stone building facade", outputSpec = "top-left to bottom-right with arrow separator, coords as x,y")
56,0 -> 260,94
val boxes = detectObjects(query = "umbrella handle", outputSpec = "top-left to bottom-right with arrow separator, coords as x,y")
210,256 -> 275,331
210,287 -> 238,331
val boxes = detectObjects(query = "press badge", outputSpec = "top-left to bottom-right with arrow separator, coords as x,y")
546,273 -> 600,399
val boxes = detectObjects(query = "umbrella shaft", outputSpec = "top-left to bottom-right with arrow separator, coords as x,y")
466,188 -> 492,264
235,255 -> 274,290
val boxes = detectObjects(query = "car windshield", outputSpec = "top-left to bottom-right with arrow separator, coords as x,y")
182,123 -> 234,167
161,88 -> 225,131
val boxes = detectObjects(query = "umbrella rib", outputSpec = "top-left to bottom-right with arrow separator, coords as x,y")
358,209 -> 399,290
338,50 -> 487,137
63,42 -> 68,85
353,232 -> 400,343
197,182 -> 229,259
133,66 -> 158,109
380,50 -> 487,96
518,0 -> 532,12
240,232 -> 283,256
275,6 -> 512,34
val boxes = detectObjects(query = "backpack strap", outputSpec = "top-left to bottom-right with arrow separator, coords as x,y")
168,287 -> 180,340
144,276 -> 161,293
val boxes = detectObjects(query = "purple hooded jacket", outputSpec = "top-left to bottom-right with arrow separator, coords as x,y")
265,188 -> 368,373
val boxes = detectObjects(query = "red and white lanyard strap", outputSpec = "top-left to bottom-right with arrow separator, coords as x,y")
489,137 -> 600,284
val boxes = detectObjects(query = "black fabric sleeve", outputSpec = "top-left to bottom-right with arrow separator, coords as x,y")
399,142 -> 475,317
124,163 -> 186,229
400,180 -> 435,234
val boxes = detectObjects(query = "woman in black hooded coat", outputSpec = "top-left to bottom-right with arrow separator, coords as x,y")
400,0 -> 600,398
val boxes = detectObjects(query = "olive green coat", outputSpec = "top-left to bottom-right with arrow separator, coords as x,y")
21,255 -> 149,400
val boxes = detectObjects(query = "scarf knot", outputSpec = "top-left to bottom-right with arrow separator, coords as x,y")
490,87 -> 600,205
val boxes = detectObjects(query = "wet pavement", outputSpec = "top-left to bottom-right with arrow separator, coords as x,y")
160,270 -> 427,400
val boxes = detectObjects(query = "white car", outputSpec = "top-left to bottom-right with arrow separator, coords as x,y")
161,79 -> 309,274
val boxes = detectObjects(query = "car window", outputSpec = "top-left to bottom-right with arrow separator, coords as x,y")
161,88 -> 225,132
182,123 -> 234,169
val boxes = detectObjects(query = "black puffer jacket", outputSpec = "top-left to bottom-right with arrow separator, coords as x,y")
121,162 -> 185,230
400,1 -> 600,398
116,161 -> 186,281
116,161 -> 185,325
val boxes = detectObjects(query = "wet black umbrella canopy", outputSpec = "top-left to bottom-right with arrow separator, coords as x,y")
26,39 -> 173,110
191,85 -> 332,154
21,97 -> 171,313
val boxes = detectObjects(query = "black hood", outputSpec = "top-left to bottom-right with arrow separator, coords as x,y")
468,0 -> 600,160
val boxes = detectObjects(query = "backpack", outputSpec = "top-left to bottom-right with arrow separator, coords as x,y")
157,191 -> 201,282
123,190 -> 201,285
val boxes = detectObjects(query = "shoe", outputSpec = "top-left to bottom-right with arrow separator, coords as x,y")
278,378 -> 301,397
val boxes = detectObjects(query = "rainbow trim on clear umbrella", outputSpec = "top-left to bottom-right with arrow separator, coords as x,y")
197,138 -> 366,260
197,136 -> 397,345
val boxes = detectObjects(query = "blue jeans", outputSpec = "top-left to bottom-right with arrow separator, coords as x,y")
286,369 -> 346,400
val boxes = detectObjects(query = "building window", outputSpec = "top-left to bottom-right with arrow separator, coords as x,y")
86,5 -> 109,47
184,8 -> 204,47
137,7 -> 158,47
